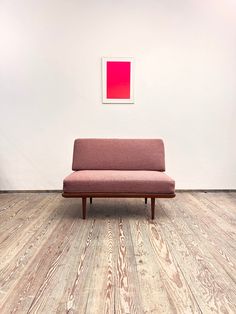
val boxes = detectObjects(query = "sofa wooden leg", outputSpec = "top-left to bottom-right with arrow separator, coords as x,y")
82,197 -> 87,219
151,198 -> 155,220
145,198 -> 147,204
90,197 -> 92,204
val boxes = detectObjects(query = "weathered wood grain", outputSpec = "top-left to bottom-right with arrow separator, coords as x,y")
157,197 -> 236,313
115,217 -> 143,314
0,192 -> 236,313
0,193 -> 31,219
0,194 -> 60,273
130,217 -> 200,313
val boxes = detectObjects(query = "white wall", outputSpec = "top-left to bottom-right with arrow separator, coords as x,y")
0,0 -> 236,190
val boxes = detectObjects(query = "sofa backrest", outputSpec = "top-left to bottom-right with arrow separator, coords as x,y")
72,139 -> 165,171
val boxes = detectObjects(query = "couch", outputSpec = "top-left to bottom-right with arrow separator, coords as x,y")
62,139 -> 175,219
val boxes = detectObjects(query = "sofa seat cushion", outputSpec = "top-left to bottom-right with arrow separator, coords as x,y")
63,170 -> 175,194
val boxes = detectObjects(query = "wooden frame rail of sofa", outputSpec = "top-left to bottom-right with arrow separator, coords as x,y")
62,192 -> 176,219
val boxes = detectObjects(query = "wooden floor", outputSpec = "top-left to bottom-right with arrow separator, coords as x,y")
0,192 -> 236,313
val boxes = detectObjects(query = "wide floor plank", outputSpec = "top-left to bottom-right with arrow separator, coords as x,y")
0,192 -> 236,313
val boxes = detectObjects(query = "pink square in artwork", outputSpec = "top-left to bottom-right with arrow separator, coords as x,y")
106,61 -> 131,99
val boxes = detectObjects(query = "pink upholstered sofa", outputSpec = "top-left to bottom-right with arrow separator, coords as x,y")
62,139 -> 175,219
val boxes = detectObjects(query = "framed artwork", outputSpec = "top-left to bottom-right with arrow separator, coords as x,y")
102,57 -> 134,103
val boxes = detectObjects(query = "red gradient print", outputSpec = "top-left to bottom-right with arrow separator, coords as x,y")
106,61 -> 131,99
